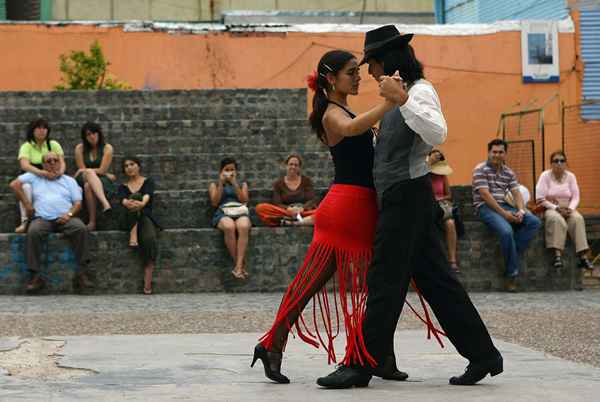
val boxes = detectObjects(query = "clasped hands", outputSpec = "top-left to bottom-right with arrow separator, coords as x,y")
378,71 -> 409,106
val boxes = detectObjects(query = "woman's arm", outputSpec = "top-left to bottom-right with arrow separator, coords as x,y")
19,158 -> 47,177
568,173 -> 580,211
535,171 -> 557,210
209,182 -> 224,208
272,179 -> 286,207
302,177 -> 319,209
442,176 -> 452,201
94,144 -> 113,176
234,182 -> 249,204
323,100 -> 395,140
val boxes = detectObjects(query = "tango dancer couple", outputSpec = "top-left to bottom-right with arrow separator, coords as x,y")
252,25 -> 504,389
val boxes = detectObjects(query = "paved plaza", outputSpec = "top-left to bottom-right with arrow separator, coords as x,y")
1,291 -> 600,401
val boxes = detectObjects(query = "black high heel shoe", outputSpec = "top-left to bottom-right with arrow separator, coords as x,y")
251,344 -> 290,384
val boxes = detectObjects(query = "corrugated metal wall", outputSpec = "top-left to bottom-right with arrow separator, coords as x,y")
0,0 -> 6,20
446,0 -> 478,23
443,0 -> 568,23
580,8 -> 600,119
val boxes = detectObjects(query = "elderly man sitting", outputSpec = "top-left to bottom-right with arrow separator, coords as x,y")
10,152 -> 93,292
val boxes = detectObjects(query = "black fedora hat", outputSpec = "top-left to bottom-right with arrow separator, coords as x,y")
360,25 -> 414,65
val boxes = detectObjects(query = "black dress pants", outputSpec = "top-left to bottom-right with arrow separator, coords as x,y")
361,175 -> 499,368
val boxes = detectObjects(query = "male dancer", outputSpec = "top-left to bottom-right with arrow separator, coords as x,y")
317,25 -> 503,388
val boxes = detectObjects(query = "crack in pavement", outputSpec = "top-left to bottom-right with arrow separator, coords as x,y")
0,337 -> 97,379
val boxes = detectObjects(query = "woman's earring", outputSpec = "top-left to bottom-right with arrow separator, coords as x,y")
332,84 -> 336,92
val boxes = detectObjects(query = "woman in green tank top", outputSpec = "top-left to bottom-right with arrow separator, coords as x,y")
74,122 -> 116,231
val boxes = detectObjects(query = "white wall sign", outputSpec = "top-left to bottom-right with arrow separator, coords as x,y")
521,21 -> 560,83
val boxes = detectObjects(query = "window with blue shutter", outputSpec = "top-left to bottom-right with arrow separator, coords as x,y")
580,8 -> 600,119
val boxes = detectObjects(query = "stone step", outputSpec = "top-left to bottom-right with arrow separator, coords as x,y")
0,119 -> 319,156
0,188 -> 326,232
0,223 -> 581,295
0,88 -> 306,113
0,152 -> 335,194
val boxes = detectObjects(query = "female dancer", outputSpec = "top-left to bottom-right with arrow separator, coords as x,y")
252,50 -> 407,383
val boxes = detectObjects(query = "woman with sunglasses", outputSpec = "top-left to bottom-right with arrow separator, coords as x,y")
535,150 -> 593,270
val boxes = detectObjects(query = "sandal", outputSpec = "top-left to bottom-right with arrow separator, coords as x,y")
578,256 -> 594,270
129,242 -> 139,248
449,261 -> 461,273
553,255 -> 563,268
231,269 -> 245,279
143,287 -> 152,295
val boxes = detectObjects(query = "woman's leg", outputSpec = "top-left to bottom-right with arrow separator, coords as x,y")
16,183 -> 33,233
129,224 -> 138,246
84,182 -> 97,231
83,170 -> 111,211
268,257 -> 337,353
235,216 -> 252,275
445,219 -> 458,268
217,217 -> 237,263
256,203 -> 292,226
138,216 -> 158,293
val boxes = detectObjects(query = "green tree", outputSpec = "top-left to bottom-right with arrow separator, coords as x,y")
55,41 -> 130,90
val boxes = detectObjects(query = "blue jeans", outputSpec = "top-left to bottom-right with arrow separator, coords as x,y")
478,204 -> 541,277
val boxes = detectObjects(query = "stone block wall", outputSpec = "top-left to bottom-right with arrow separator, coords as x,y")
0,89 -> 597,294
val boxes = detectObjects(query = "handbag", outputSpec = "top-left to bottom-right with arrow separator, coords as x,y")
220,201 -> 249,218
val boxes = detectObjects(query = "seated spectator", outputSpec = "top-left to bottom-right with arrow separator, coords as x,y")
256,153 -> 319,226
74,122 -> 116,231
9,152 -> 93,293
472,139 -> 541,292
535,151 -> 593,270
15,118 -> 66,233
209,157 -> 251,280
117,157 -> 160,295
428,149 -> 459,273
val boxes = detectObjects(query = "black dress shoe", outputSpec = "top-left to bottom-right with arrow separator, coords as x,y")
372,354 -> 409,381
25,274 -> 45,293
250,344 -> 290,384
316,365 -> 371,389
449,353 -> 503,385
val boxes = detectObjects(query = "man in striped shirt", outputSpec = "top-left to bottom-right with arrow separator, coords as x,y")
472,139 -> 541,292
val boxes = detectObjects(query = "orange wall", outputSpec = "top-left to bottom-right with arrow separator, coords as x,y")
0,23 -> 590,196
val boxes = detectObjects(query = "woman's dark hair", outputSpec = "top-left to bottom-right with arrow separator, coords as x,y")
220,157 -> 238,171
372,44 -> 424,85
308,50 -> 356,144
285,152 -> 303,167
26,118 -> 51,149
81,122 -> 105,155
122,156 -> 142,173
488,138 -> 508,151
549,150 -> 567,163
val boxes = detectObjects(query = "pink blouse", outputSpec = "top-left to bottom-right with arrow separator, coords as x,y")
535,170 -> 580,210
431,174 -> 446,200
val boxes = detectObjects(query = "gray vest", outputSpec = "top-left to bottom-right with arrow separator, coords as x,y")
373,107 -> 432,201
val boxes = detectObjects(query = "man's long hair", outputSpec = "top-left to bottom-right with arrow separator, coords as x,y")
373,44 -> 424,86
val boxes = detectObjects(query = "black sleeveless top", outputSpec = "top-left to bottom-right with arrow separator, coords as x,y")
327,101 -> 375,189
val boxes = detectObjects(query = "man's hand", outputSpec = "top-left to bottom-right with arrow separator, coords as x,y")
379,72 -> 408,105
503,210 -> 520,224
428,152 -> 442,166
56,213 -> 71,225
514,210 -> 525,223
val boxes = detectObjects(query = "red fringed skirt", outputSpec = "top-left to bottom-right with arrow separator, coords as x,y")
259,184 -> 379,367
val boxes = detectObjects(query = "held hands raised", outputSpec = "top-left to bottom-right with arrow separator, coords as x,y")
379,72 -> 409,106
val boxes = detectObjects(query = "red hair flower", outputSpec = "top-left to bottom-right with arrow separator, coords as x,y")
306,70 -> 319,92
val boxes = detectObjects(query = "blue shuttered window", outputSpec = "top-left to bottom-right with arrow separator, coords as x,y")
0,0 -> 6,20
580,8 -> 600,119
441,0 -> 568,24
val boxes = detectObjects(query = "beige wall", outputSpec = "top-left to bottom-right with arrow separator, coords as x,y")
51,0 -> 433,21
